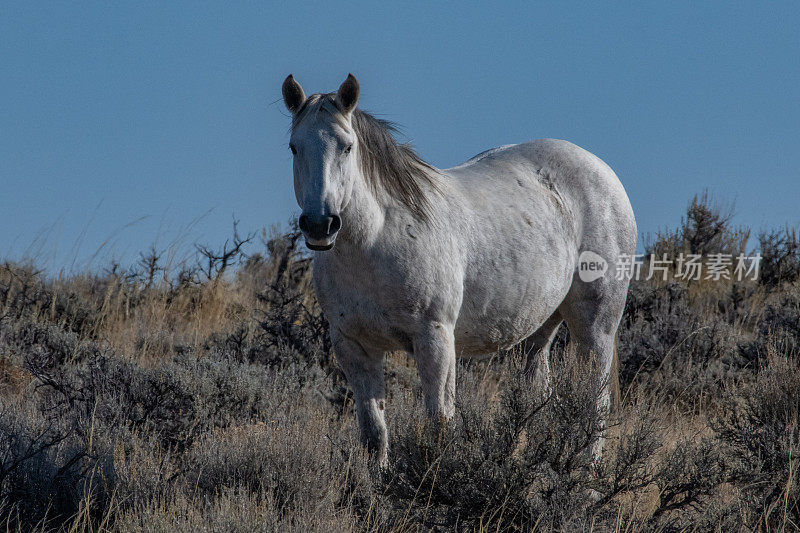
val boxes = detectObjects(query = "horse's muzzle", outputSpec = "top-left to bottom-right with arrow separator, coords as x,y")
299,213 -> 341,251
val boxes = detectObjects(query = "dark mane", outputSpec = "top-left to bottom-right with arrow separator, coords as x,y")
293,94 -> 439,221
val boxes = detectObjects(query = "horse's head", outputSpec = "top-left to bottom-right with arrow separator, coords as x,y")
282,74 -> 360,251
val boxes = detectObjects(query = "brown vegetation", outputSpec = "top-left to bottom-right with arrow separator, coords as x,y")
0,197 -> 798,531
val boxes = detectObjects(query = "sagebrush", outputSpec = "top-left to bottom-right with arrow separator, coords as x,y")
0,198 -> 798,531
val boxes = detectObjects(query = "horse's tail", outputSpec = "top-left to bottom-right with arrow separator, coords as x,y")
610,334 -> 621,412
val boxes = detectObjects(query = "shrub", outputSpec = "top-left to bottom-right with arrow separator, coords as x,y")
715,353 -> 800,529
758,227 -> 800,288
645,191 -> 748,260
0,403 -> 84,526
0,208 -> 798,530
384,355 -> 605,531
618,280 -> 746,407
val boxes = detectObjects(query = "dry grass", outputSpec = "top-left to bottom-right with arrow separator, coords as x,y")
0,196 -> 798,531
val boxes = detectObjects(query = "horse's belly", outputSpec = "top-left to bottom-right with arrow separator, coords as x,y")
454,258 -> 574,357
455,299 -> 560,357
454,303 -> 545,356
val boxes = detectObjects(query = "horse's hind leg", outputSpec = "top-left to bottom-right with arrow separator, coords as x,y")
413,322 -> 456,420
521,311 -> 563,391
558,275 -> 628,458
332,332 -> 388,466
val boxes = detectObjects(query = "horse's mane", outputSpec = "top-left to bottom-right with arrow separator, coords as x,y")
293,94 -> 439,221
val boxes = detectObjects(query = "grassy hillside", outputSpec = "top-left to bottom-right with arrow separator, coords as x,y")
0,196 -> 798,531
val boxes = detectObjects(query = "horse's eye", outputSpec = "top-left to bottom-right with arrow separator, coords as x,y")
289,144 -> 297,155
344,144 -> 352,154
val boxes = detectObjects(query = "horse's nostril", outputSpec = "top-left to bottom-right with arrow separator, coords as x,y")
330,215 -> 341,234
299,213 -> 340,240
298,214 -> 310,233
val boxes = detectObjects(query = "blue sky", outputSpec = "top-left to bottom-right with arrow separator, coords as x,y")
1,2 -> 798,272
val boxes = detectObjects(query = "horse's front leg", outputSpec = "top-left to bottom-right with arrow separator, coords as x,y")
332,331 -> 388,466
413,322 -> 456,420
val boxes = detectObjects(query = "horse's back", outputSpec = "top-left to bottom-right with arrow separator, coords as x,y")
449,139 -> 623,202
448,138 -> 636,253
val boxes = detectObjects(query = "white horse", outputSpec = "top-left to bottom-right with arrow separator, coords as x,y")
281,74 -> 637,465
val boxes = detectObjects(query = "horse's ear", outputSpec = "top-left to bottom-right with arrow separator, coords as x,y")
282,74 -> 306,114
337,73 -> 359,114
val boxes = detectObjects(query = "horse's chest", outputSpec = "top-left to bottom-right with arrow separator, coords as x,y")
313,261 -> 425,352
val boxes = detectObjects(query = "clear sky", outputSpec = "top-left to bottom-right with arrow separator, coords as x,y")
2,2 -> 798,272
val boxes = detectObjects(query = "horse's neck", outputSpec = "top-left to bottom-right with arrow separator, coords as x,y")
333,165 -> 442,258
335,171 -> 387,250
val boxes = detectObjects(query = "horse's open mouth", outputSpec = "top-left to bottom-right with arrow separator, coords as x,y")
306,241 -> 334,251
